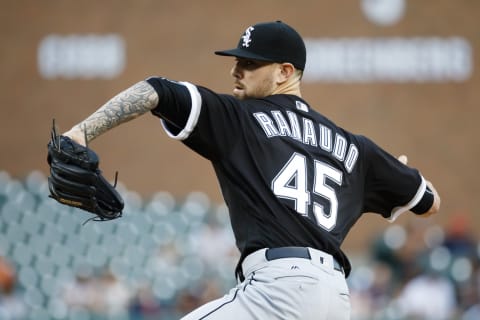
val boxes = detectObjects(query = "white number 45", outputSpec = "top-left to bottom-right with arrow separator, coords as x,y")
272,153 -> 343,231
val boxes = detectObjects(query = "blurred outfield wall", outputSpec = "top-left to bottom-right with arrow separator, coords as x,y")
0,0 -> 478,250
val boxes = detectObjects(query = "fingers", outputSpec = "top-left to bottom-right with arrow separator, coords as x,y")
398,154 -> 408,165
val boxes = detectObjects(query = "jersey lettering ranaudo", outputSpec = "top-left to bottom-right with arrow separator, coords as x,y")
146,77 -> 427,276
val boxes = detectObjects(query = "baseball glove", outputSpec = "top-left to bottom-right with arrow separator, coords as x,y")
47,121 -> 124,221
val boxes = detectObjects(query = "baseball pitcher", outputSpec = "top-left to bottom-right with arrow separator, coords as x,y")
47,21 -> 440,319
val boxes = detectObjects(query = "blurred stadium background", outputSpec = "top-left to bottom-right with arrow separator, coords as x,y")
0,0 -> 479,319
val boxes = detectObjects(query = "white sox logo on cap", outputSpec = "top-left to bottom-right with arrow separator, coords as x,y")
242,26 -> 254,47
215,21 -> 307,70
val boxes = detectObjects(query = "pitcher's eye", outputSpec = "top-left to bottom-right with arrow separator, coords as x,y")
235,58 -> 269,70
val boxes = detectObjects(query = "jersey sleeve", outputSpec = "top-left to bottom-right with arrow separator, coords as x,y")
146,77 -> 201,139
181,87 -> 246,160
361,136 -> 427,221
146,76 -> 244,160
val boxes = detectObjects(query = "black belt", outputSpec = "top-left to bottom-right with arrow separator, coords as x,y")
265,247 -> 344,273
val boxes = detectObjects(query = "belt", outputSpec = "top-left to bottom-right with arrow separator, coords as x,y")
240,247 -> 344,281
266,247 -> 344,273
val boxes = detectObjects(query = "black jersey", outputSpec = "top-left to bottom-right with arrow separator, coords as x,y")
147,77 -> 427,276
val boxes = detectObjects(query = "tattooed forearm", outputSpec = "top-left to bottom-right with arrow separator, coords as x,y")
73,81 -> 159,142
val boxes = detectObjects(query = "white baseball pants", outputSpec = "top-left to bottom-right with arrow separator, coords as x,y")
181,247 -> 351,320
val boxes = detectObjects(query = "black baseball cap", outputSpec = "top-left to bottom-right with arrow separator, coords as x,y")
215,21 -> 306,70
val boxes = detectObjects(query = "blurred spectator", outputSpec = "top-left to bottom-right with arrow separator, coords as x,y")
189,214 -> 238,269
362,214 -> 480,320
94,269 -> 131,316
174,279 -> 222,316
370,221 -> 431,285
0,256 -> 15,296
175,288 -> 201,317
458,280 -> 480,318
395,270 -> 457,320
0,257 -> 26,320
62,266 -> 96,312
443,210 -> 477,258
453,255 -> 480,319
62,266 -> 131,317
129,284 -> 163,320
349,262 -> 396,320
367,262 -> 396,312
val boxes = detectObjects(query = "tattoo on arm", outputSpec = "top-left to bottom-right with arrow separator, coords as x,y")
74,81 -> 159,142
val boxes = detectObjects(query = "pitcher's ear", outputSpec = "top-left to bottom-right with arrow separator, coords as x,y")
280,63 -> 295,78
